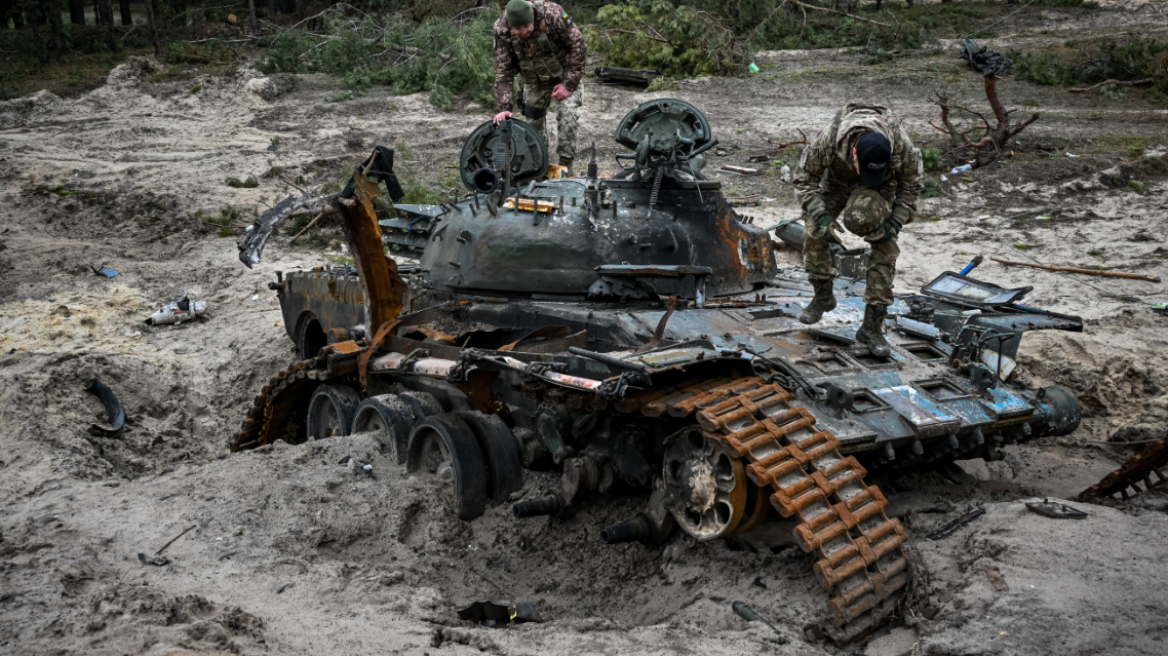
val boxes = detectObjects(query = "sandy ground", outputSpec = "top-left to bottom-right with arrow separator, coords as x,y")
3,5 -> 1168,655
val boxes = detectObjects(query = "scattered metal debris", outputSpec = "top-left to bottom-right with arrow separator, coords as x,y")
1025,499 -> 1088,519
929,507 -> 987,540
732,601 -> 786,642
91,265 -> 118,278
457,601 -> 544,627
84,379 -> 125,438
146,293 -> 208,326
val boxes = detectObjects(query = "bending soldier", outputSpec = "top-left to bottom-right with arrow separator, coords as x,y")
493,0 -> 588,173
792,104 -> 924,357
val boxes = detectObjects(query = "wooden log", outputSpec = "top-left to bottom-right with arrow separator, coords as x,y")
991,257 -> 1161,283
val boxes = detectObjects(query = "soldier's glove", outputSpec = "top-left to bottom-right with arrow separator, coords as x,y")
864,220 -> 901,244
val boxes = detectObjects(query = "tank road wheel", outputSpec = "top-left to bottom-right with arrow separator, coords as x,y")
663,427 -> 748,540
306,384 -> 361,441
398,390 -> 445,422
407,414 -> 488,521
459,411 -> 523,503
353,395 -> 415,463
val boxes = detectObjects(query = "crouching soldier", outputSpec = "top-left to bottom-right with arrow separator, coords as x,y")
492,0 -> 587,173
793,103 -> 924,357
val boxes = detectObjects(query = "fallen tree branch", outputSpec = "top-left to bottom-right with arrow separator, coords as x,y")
790,0 -> 891,28
1069,78 -> 1154,93
608,28 -> 670,43
156,525 -> 197,555
991,257 -> 1161,283
290,206 -> 339,243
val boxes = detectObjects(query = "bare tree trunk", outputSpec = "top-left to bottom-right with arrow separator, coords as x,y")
247,0 -> 256,33
44,0 -> 63,50
29,0 -> 46,64
117,0 -> 129,25
91,0 -> 98,25
267,0 -> 274,18
143,0 -> 160,54
97,0 -> 115,49
68,0 -> 84,24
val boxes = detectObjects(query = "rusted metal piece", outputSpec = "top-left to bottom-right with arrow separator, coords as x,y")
335,172 -> 407,333
1079,433 -> 1168,501
638,295 -> 677,353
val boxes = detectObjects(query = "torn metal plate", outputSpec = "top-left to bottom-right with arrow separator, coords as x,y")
921,272 -> 1032,308
1025,500 -> 1088,519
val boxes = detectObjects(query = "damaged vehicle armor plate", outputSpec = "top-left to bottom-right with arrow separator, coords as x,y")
233,99 -> 1085,645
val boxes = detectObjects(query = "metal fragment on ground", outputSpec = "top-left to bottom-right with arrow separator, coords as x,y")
1025,499 -> 1088,519
929,507 -> 986,540
84,379 -> 125,438
146,293 -> 207,326
456,601 -> 544,627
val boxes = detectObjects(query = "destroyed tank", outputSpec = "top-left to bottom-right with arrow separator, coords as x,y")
234,99 -> 1083,643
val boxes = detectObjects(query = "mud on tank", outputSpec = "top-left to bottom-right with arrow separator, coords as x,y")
235,99 -> 1083,645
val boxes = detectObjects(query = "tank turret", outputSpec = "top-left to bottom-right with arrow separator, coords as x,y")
387,99 -> 777,299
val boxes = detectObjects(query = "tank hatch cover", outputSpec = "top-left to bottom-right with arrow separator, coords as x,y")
459,119 -> 549,192
615,99 -> 713,154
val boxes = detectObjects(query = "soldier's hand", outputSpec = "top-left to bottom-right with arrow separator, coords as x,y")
552,84 -> 571,101
493,111 -> 513,124
810,214 -> 842,245
864,221 -> 901,244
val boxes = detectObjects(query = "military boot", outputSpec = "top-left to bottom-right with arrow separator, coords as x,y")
855,304 -> 892,358
798,278 -> 837,324
558,156 -> 574,178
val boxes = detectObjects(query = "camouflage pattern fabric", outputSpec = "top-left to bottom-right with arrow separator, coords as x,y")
494,1 -> 587,113
796,104 -> 922,307
842,188 -> 891,238
793,103 -> 924,231
520,82 -> 582,163
803,189 -> 900,307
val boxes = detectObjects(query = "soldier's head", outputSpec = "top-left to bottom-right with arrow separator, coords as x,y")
506,0 -> 535,38
852,131 -> 892,189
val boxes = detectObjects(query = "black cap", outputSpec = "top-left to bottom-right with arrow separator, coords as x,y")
855,132 -> 892,189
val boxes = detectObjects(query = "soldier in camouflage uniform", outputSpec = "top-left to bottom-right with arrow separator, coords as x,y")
793,104 -> 924,357
493,0 -> 588,172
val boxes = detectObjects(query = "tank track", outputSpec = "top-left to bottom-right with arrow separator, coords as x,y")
232,356 -> 329,451
233,362 -> 908,643
637,376 -> 910,644
1079,432 -> 1168,501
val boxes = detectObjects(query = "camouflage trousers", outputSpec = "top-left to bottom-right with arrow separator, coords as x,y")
519,81 -> 582,164
803,194 -> 900,307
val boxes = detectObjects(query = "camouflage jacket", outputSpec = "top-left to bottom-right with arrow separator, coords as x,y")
493,1 -> 587,112
793,104 -> 924,229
